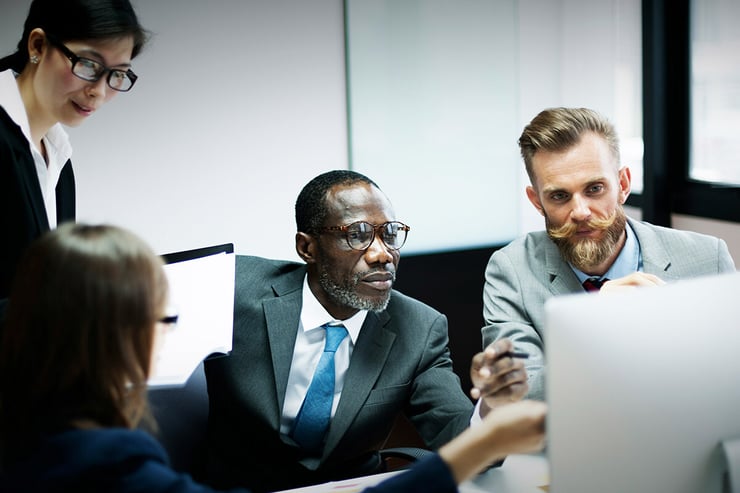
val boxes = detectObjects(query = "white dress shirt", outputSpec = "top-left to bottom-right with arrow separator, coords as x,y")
280,275 -> 368,436
0,69 -> 72,228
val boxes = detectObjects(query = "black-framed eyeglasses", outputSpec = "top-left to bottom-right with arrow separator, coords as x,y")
319,221 -> 410,251
45,34 -> 138,92
158,314 -> 179,327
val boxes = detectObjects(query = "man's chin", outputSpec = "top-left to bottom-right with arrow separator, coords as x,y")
361,294 -> 391,312
353,288 -> 392,311
568,243 -> 612,271
326,289 -> 390,313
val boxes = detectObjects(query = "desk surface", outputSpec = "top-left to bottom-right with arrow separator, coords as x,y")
462,453 -> 548,492
275,454 -> 549,493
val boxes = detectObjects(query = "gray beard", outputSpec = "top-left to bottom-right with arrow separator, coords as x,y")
318,268 -> 391,313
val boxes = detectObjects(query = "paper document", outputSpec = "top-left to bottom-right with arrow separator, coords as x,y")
148,246 -> 235,387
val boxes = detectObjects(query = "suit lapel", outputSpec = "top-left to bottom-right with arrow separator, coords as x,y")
55,161 -> 75,222
629,219 -> 678,280
322,310 -> 395,456
0,111 -> 48,232
543,238 -> 582,294
263,267 -> 305,412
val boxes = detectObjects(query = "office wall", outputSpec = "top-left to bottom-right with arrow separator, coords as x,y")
2,0 -> 738,263
346,0 -> 522,253
0,0 -> 348,261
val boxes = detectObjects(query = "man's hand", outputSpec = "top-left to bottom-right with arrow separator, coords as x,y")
601,272 -> 665,293
470,338 -> 529,417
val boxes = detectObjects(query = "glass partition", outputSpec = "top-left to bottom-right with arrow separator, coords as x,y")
346,0 -> 643,251
346,0 -> 520,253
691,0 -> 740,186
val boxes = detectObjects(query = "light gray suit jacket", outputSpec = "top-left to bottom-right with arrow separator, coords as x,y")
482,219 -> 736,401
204,255 -> 473,492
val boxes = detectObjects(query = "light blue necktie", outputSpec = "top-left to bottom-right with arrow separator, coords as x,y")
292,323 -> 348,453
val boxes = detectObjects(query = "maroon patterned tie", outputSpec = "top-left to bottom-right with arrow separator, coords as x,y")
582,277 -> 608,292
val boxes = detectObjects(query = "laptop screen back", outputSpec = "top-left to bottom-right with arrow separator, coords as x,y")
545,271 -> 740,493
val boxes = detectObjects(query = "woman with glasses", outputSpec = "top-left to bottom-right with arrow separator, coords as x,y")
0,0 -> 148,301
0,222 -> 546,492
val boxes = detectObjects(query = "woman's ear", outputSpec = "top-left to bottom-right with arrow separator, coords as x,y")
27,28 -> 47,62
295,232 -> 317,264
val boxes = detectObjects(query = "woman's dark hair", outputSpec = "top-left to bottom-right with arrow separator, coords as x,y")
0,223 -> 167,464
0,0 -> 149,73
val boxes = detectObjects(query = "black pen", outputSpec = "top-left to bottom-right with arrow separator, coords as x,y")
500,351 -> 529,359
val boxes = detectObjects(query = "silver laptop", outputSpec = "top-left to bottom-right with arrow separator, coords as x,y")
545,271 -> 740,493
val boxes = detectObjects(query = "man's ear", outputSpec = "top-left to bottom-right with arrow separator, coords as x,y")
295,232 -> 317,264
526,186 -> 545,217
617,166 -> 632,205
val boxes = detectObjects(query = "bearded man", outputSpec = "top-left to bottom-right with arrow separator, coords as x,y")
204,170 -> 525,492
481,107 -> 736,402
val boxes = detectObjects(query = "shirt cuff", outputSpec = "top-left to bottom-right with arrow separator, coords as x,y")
470,399 -> 484,426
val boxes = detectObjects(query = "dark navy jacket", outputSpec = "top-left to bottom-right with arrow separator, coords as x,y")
0,428 -> 456,493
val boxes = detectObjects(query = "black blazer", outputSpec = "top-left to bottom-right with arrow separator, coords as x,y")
0,107 -> 75,300
204,255 -> 474,492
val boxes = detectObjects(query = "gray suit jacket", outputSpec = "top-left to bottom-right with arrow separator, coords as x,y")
204,255 -> 473,492
482,219 -> 736,401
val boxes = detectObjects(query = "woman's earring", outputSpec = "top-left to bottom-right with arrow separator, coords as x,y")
30,55 -> 39,64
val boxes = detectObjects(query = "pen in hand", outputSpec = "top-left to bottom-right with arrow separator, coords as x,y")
469,350 -> 530,400
499,351 -> 529,359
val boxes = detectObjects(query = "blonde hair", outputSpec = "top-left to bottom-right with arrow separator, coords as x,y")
518,107 -> 621,185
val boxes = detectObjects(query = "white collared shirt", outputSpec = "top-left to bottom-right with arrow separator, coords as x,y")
0,69 -> 72,228
279,275 -> 368,436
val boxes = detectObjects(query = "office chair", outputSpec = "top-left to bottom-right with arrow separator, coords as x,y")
379,447 -> 433,472
146,361 -> 209,478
